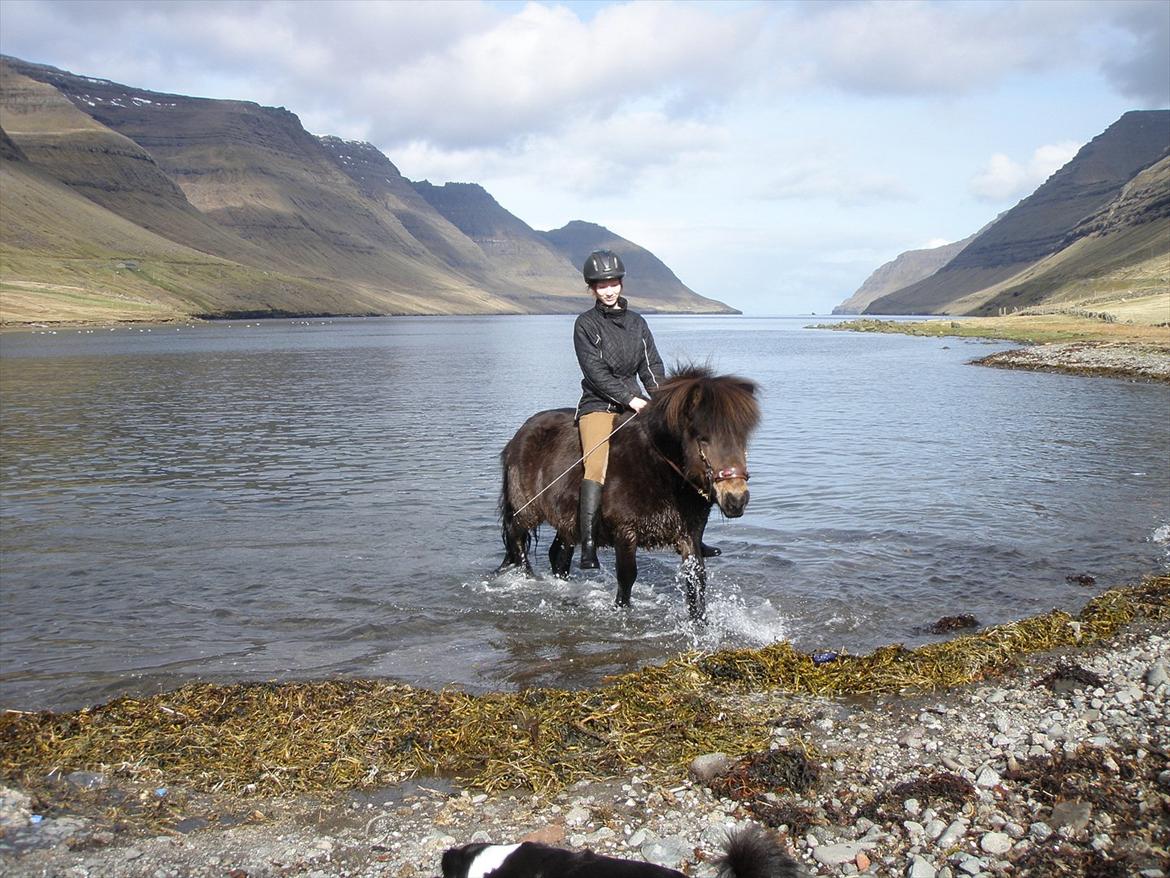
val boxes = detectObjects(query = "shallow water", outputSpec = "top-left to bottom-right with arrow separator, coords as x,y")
1,315 -> 1167,710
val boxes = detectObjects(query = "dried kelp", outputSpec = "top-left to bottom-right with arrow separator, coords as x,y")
2,576 -> 1166,797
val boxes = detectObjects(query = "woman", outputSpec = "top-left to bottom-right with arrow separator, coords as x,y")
572,250 -> 720,569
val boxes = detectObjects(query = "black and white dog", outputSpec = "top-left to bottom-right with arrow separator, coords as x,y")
441,824 -> 805,878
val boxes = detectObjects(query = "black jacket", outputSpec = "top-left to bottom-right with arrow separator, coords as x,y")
573,297 -> 665,419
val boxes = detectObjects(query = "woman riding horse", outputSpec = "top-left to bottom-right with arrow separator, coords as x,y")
573,250 -> 719,569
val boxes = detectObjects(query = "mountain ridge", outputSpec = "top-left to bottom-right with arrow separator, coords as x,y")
847,110 -> 1170,318
0,55 -> 730,323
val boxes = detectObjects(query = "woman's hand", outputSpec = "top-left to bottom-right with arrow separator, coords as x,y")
629,397 -> 649,413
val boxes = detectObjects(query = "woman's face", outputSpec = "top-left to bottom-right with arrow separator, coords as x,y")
592,280 -> 622,307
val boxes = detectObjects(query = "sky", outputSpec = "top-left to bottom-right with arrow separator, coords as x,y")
1,0 -> 1167,314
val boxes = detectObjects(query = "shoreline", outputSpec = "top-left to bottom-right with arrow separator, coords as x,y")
2,579 -> 1167,877
819,317 -> 1170,384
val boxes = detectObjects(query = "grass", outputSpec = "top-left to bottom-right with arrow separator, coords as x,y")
819,310 -> 1170,348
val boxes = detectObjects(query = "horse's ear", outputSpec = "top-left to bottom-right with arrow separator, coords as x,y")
736,379 -> 757,397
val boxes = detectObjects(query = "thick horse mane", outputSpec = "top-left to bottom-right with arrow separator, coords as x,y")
650,365 -> 760,441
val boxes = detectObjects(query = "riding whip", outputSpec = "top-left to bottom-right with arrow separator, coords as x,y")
510,412 -> 639,518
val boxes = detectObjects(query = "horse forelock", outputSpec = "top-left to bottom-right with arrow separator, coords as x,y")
653,369 -> 759,443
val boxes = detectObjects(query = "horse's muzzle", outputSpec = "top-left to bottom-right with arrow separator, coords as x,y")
715,481 -> 749,518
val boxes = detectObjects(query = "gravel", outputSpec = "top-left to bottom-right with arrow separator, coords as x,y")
2,619 -> 1167,877
973,341 -> 1170,382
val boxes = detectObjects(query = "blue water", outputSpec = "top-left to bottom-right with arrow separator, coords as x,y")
2,315 -> 1168,711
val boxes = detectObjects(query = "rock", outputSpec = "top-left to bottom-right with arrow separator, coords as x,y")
980,832 -> 1012,854
813,842 -> 869,867
908,855 -> 937,877
1028,822 -> 1053,841
1050,800 -> 1092,832
924,819 -> 947,840
936,820 -> 968,849
521,824 -> 565,845
975,766 -> 1001,788
64,771 -> 108,790
564,805 -> 590,828
688,753 -> 731,785
899,726 -> 927,748
856,851 -> 871,871
641,835 -> 691,869
627,828 -> 648,848
905,798 -> 922,816
0,786 -> 33,831
1146,662 -> 1169,688
953,853 -> 985,875
930,614 -> 979,634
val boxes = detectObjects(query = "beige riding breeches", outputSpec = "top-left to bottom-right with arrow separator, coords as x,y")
578,411 -> 617,484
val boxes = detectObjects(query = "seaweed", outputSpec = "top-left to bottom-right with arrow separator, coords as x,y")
1,576 -> 1166,798
1037,661 -> 1107,692
708,747 -> 821,801
858,772 -> 976,821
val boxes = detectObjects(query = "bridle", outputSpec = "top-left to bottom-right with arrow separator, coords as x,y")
655,438 -> 750,503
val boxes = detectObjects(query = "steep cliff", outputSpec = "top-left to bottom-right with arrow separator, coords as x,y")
865,110 -> 1170,315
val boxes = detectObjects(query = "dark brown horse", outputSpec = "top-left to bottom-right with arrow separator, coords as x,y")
497,367 -> 759,620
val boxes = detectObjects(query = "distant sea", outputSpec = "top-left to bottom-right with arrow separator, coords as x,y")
2,315 -> 1167,711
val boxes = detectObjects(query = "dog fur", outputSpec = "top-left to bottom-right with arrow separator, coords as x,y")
441,824 -> 805,878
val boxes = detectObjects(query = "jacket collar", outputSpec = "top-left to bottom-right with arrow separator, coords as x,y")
595,296 -> 628,317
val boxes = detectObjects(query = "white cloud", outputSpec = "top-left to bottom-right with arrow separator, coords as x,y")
758,160 -> 914,207
969,141 -> 1082,202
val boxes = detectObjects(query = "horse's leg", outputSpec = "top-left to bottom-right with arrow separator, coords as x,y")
677,534 -> 707,622
497,512 -> 534,577
614,537 -> 637,607
549,532 -> 575,578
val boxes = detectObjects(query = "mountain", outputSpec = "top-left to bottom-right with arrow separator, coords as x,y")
951,152 -> 1170,316
858,110 -> 1170,316
540,220 -> 737,313
0,55 -> 729,323
833,234 -> 976,315
410,180 -> 587,310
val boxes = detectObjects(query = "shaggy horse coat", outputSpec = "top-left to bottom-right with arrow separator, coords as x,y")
497,367 -> 759,619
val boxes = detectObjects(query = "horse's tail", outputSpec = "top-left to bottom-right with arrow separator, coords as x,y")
498,456 -> 533,567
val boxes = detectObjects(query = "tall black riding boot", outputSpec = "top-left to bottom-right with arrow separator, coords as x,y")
578,479 -> 603,570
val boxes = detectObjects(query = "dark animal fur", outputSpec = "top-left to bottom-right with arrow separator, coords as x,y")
441,824 -> 805,877
497,367 -> 759,618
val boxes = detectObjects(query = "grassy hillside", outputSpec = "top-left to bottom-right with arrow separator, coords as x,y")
1,55 -> 733,324
867,111 -> 1170,316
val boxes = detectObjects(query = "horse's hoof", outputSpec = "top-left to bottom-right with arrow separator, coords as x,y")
700,542 -> 721,558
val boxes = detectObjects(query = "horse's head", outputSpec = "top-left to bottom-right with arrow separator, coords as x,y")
651,366 -> 759,518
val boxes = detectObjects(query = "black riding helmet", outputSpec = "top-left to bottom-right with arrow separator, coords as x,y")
582,249 -> 625,284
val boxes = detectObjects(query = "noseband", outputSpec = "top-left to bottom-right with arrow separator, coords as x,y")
700,442 -> 750,485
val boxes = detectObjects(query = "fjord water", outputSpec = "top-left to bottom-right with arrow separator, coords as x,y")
2,316 -> 1168,711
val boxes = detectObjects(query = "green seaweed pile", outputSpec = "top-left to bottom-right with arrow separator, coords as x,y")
2,576 -> 1166,797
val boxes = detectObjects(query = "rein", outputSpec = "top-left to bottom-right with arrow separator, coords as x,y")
653,440 -> 750,503
510,412 -> 640,518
